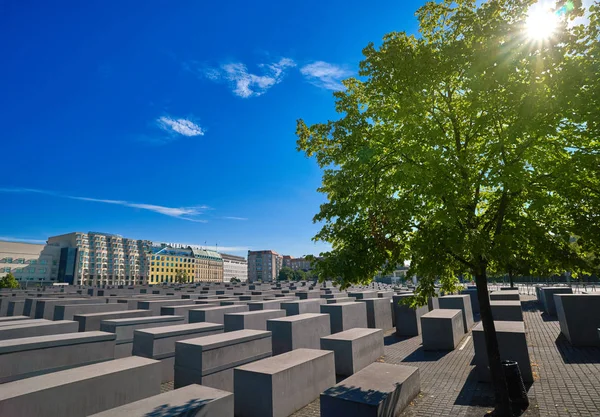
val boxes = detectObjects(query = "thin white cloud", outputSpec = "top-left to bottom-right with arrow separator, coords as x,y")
201,58 -> 296,98
300,61 -> 353,91
221,216 -> 248,221
157,117 -> 204,137
0,188 -> 209,223
0,236 -> 47,244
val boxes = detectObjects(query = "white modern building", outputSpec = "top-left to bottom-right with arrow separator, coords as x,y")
0,240 -> 60,284
221,253 -> 247,282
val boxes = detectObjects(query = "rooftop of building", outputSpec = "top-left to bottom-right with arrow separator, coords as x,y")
220,253 -> 247,262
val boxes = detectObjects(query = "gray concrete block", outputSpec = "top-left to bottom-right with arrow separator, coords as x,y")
541,287 -> 573,316
0,320 -> 78,341
347,291 -> 378,300
555,294 -> 600,347
460,289 -> 480,314
0,317 -> 44,327
280,299 -> 322,316
358,298 -> 393,330
490,300 -> 523,321
392,295 -> 429,336
320,302 -> 368,334
421,309 -> 464,351
234,348 -> 335,417
53,303 -> 126,321
247,300 -> 286,311
320,328 -> 383,376
473,321 -> 533,383
160,304 -> 210,323
100,315 -> 184,358
326,297 -> 356,304
137,299 -> 194,315
0,356 -> 161,417
438,294 -> 474,332
189,305 -> 249,324
490,290 -> 520,301
133,322 -> 223,383
320,362 -> 420,417
6,300 -> 25,316
35,298 -> 98,320
295,291 -> 321,299
224,309 -> 286,332
0,331 -> 116,383
73,309 -> 153,332
89,384 -> 234,417
267,313 -> 331,355
174,329 -> 272,391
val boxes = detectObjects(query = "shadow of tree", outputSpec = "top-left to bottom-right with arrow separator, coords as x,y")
384,333 -> 415,346
402,346 -> 451,362
321,382 -> 406,416
144,398 -> 210,416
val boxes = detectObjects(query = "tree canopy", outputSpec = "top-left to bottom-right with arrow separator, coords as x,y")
297,0 -> 599,297
0,273 -> 20,289
175,269 -> 190,284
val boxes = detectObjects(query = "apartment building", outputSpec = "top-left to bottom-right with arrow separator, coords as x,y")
247,250 -> 282,282
290,257 -> 313,271
47,232 -> 152,286
191,247 -> 223,282
282,255 -> 293,269
221,253 -> 248,282
148,245 -> 195,284
0,240 -> 60,284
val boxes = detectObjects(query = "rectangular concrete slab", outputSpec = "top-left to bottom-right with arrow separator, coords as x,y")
320,328 -> 384,376
0,356 -> 161,417
0,320 -> 78,341
392,295 -> 429,336
555,294 -> 600,347
320,302 -> 368,334
234,348 -> 335,417
473,321 -> 533,383
174,329 -> 272,391
267,313 -> 331,355
421,309 -> 464,351
358,298 -> 393,330
89,384 -> 234,417
53,303 -> 126,321
73,309 -> 153,332
438,295 -> 474,332
188,305 -> 249,324
280,299 -> 322,316
0,331 -> 116,383
320,362 -> 420,417
490,300 -> 523,321
224,309 -> 286,332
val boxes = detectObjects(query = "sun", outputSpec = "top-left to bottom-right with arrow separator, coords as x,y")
525,3 -> 559,40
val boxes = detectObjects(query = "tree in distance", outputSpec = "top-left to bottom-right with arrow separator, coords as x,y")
175,269 -> 190,284
0,273 -> 19,289
297,0 -> 599,414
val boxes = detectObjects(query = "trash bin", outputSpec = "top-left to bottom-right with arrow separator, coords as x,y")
502,360 -> 529,411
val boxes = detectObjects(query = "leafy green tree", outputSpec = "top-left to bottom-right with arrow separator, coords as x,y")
293,269 -> 308,281
175,269 -> 189,284
297,0 -> 597,413
0,273 -> 20,289
278,267 -> 295,281
230,277 -> 241,283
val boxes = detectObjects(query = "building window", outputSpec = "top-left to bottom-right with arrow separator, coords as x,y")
5,258 -> 12,263
39,268 -> 47,273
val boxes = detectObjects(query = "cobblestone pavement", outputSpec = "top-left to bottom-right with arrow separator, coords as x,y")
292,295 -> 600,417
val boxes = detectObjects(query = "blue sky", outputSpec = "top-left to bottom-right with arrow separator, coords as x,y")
0,0 -> 421,256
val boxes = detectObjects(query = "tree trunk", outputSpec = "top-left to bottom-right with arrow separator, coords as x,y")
508,269 -> 514,289
474,268 -> 513,416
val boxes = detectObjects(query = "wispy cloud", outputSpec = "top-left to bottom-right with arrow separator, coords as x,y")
197,58 -> 296,98
157,117 -> 204,137
0,236 -> 47,244
0,188 -> 209,223
221,216 -> 248,221
300,61 -> 353,91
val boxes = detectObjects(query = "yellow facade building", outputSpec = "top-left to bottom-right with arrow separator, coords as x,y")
148,245 -> 223,284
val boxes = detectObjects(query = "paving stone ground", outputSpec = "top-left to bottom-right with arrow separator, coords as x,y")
292,295 -> 600,417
